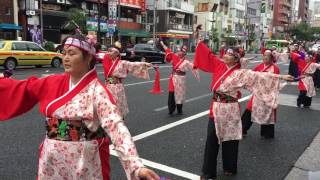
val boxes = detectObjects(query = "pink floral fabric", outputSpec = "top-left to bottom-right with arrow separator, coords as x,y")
211,69 -> 283,143
106,60 -> 150,117
302,63 -> 320,97
172,59 -> 199,104
39,79 -> 143,180
251,65 -> 278,125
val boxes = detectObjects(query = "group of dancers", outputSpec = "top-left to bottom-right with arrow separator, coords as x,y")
1,25 -> 320,180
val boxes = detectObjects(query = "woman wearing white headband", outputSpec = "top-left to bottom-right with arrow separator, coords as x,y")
160,41 -> 200,115
242,50 -> 281,139
102,41 -> 152,118
194,34 -> 293,179
0,34 -> 159,180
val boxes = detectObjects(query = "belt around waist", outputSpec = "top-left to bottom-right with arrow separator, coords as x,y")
212,93 -> 238,103
172,71 -> 186,76
105,77 -> 123,84
46,118 -> 106,141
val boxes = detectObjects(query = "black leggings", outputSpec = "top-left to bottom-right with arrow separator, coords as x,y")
242,109 -> 274,138
168,92 -> 183,114
297,91 -> 312,107
201,118 -> 239,178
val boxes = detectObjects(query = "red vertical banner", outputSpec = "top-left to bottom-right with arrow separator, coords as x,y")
140,0 -> 146,12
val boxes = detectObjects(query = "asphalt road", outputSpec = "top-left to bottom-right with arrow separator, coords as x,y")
1,54 -> 320,180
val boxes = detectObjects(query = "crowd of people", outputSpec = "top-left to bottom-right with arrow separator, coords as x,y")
0,25 -> 320,180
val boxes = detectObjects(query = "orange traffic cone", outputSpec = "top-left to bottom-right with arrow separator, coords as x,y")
149,66 -> 163,94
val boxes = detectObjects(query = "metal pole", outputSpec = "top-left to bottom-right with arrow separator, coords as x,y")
153,0 -> 156,48
97,0 -> 101,43
13,0 -> 19,40
40,0 -> 43,44
117,0 -> 121,40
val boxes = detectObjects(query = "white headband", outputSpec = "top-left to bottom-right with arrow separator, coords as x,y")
64,37 -> 96,55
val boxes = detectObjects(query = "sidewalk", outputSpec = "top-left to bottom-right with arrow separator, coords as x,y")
285,94 -> 320,180
285,132 -> 320,180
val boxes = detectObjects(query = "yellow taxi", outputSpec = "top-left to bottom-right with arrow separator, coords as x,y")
0,40 -> 63,70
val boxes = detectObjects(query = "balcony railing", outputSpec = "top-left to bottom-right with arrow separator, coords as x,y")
168,24 -> 193,32
279,17 -> 289,23
279,8 -> 289,15
167,0 -> 194,13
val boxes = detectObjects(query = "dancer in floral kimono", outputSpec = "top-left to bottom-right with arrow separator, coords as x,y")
194,40 -> 293,180
242,50 -> 280,139
102,41 -> 152,118
159,41 -> 199,115
291,51 -> 320,108
0,35 -> 159,180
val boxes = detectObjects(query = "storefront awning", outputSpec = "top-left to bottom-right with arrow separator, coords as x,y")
157,33 -> 190,39
119,29 -> 150,37
0,23 -> 22,30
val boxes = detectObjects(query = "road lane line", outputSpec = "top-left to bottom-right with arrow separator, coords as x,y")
154,93 -> 212,112
124,78 -> 169,87
133,95 -> 252,141
109,148 -> 200,179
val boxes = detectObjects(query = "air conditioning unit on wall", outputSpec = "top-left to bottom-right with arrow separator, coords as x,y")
57,0 -> 65,4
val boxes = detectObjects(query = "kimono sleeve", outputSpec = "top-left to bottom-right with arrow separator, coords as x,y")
0,76 -> 45,120
165,48 -> 176,63
122,61 -> 150,80
290,52 -> 300,63
242,70 -> 282,108
94,84 -> 143,180
194,42 -> 224,73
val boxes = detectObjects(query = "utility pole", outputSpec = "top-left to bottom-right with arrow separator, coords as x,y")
153,0 -> 157,48
40,0 -> 43,44
117,0 -> 121,41
13,0 -> 19,40
97,0 -> 101,43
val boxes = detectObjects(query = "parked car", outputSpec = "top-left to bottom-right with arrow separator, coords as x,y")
0,40 -> 63,70
124,44 -> 165,63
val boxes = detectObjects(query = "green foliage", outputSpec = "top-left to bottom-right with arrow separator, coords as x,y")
288,22 -> 320,41
66,8 -> 87,34
225,37 -> 237,45
43,41 -> 55,52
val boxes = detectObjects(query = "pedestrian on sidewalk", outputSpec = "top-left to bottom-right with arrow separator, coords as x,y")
291,51 -> 320,108
242,50 -> 280,139
159,41 -> 200,116
193,29 -> 293,180
0,34 -> 159,180
102,41 -> 152,118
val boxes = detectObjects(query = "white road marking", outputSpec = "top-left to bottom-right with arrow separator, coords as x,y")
133,95 -> 252,141
124,78 -> 169,87
279,94 -> 320,111
154,93 -> 212,112
109,148 -> 200,179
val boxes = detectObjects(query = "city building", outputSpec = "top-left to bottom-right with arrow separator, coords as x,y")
298,0 -> 309,22
146,0 -> 194,50
0,0 -> 21,40
272,0 -> 292,37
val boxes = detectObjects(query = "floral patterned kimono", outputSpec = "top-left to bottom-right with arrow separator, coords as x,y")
102,54 -> 150,117
194,42 -> 284,143
0,69 -> 143,180
165,49 -> 199,104
247,63 -> 280,124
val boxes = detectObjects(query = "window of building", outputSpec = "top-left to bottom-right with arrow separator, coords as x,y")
237,0 -> 244,5
5,7 -> 11,15
248,7 -> 256,16
198,3 -> 209,12
236,10 -> 244,18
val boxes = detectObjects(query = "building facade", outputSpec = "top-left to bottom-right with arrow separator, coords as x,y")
0,0 -> 21,40
272,0 -> 292,37
298,0 -> 309,22
147,0 -> 194,50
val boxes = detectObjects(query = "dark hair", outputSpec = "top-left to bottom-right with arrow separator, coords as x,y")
61,34 -> 96,69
